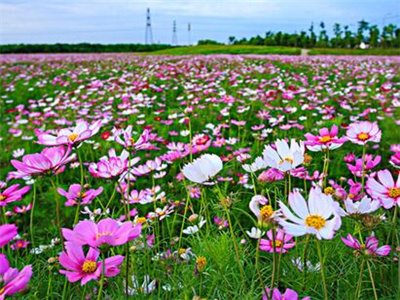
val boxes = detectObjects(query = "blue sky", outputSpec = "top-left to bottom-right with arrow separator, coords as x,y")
1,0 -> 399,45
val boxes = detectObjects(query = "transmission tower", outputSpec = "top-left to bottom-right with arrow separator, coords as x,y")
172,20 -> 178,45
145,8 -> 153,44
188,23 -> 191,45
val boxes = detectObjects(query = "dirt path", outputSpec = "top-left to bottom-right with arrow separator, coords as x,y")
301,49 -> 310,56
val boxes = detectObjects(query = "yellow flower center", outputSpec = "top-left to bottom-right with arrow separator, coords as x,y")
389,187 -> 400,198
0,194 -> 6,201
96,231 -> 113,239
260,205 -> 274,219
348,193 -> 355,199
319,136 -> 332,143
196,256 -> 207,271
179,248 -> 186,255
129,138 -> 135,144
78,192 -> 87,198
279,157 -> 294,165
68,133 -> 79,142
324,187 -> 334,195
158,211 -> 165,217
274,239 -> 283,248
136,217 -> 147,224
82,260 -> 97,273
357,133 -> 370,141
305,214 -> 326,230
0,287 -> 5,295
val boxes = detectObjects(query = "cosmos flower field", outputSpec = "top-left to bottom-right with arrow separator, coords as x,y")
0,53 -> 399,299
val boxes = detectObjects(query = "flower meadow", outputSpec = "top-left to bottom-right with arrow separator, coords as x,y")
0,53 -> 399,299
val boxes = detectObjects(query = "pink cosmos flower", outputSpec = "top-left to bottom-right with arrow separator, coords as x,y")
341,234 -> 391,256
366,169 -> 400,209
260,229 -> 295,253
278,187 -> 342,240
258,168 -> 285,183
10,239 -> 30,250
58,184 -> 103,206
89,148 -> 140,179
346,121 -> 381,145
36,120 -> 102,146
262,287 -> 310,300
390,152 -> 400,168
0,254 -> 32,300
59,242 -> 124,285
8,146 -> 76,179
304,125 -> 347,151
0,224 -> 18,247
0,184 -> 31,207
113,126 -> 152,150
346,154 -> 381,177
62,218 -> 142,248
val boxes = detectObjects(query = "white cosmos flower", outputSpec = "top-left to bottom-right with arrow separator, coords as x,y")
262,139 -> 305,172
242,156 -> 267,173
182,154 -> 223,184
246,227 -> 265,239
12,148 -> 25,158
344,195 -> 380,215
278,187 -> 341,240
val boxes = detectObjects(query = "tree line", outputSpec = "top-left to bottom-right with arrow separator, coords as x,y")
228,20 -> 400,48
0,43 -> 173,54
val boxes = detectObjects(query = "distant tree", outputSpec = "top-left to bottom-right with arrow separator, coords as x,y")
228,36 -> 236,45
317,22 -> 329,47
368,25 -> 380,47
332,23 -> 343,48
357,20 -> 369,44
308,23 -> 317,48
197,39 -> 223,45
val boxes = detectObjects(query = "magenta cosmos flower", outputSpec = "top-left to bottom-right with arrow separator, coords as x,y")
62,218 -> 142,248
113,126 -> 151,150
0,184 -> 30,207
304,125 -> 347,151
59,242 -> 124,285
0,224 -> 18,247
262,287 -> 310,300
0,254 -> 32,300
260,229 -> 295,253
88,148 -> 140,179
341,234 -> 390,256
366,169 -> 400,209
346,121 -> 381,145
8,146 -> 76,179
58,184 -> 103,206
36,120 -> 102,146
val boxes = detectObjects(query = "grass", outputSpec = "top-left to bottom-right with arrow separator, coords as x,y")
309,48 -> 400,56
145,45 -> 301,55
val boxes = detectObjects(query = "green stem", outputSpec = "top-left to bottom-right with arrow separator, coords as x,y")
367,261 -> 378,300
97,252 -> 106,300
30,182 -> 37,248
316,239 -> 328,300
355,260 -> 365,299
49,177 -> 63,245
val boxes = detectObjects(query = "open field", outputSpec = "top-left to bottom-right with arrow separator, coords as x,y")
0,53 -> 399,299
142,45 -> 301,55
309,48 -> 400,56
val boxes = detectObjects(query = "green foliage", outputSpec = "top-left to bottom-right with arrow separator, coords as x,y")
0,43 -> 174,54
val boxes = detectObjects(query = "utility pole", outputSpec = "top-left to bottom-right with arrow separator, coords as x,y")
145,8 -> 153,44
172,20 -> 178,46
